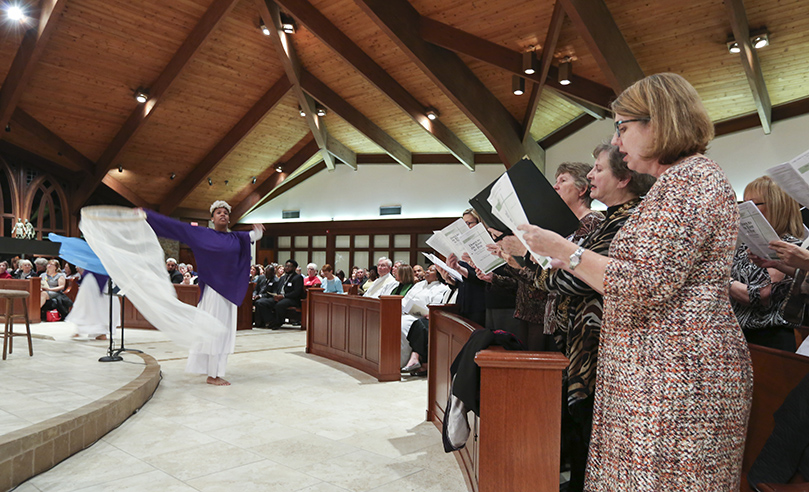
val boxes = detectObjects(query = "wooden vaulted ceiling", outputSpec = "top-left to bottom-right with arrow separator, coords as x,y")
1,0 -> 808,222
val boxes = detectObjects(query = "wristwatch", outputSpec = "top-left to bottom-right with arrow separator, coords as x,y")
569,246 -> 585,270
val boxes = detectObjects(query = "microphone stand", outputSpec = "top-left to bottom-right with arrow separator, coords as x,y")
99,277 -> 122,362
112,292 -> 141,357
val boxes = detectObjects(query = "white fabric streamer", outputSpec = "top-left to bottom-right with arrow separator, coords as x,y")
65,272 -> 120,338
80,206 -> 229,349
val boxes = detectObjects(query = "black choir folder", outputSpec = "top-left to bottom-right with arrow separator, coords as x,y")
469,157 -> 580,238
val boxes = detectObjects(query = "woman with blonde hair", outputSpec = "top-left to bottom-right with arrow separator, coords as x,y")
730,176 -> 805,350
519,73 -> 752,490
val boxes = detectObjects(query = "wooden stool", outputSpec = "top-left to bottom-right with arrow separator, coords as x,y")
0,289 -> 33,360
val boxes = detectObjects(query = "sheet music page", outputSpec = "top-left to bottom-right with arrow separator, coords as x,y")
458,223 -> 506,274
738,201 -> 780,260
486,173 -> 552,269
422,252 -> 463,282
767,148 -> 809,209
425,231 -> 455,259
439,218 -> 472,258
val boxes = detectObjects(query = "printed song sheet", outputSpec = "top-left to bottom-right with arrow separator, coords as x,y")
767,148 -> 809,209
425,231 -> 456,259
738,201 -> 780,260
439,218 -> 472,258
422,252 -> 463,282
486,173 -> 552,269
458,223 -> 506,274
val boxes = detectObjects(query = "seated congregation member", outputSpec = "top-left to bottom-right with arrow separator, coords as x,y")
0,260 -> 12,279
363,257 -> 398,298
40,259 -> 73,320
350,266 -> 365,285
730,176 -> 805,351
182,272 -> 194,285
166,257 -> 183,284
445,209 -> 487,326
34,257 -> 48,276
412,264 -> 425,282
401,264 -> 450,375
304,263 -> 322,288
337,270 -> 347,283
360,266 -> 377,294
15,259 -> 35,279
520,73 -> 752,490
320,264 -> 344,293
254,259 -> 303,330
390,264 -> 415,296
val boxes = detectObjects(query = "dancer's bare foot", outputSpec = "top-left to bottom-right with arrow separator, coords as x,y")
207,376 -> 230,386
72,334 -> 80,338
95,334 -> 107,340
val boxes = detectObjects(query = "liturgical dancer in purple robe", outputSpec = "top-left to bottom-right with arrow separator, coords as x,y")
145,200 -> 264,386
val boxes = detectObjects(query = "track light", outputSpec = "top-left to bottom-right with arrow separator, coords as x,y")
276,166 -> 283,173
512,75 -> 525,96
727,41 -> 741,54
298,106 -> 306,117
208,177 -> 213,186
522,50 -> 537,75
118,166 -> 123,173
251,176 -> 257,184
259,22 -> 270,36
426,108 -> 439,121
558,59 -> 572,86
170,173 -> 176,180
134,88 -> 149,103
752,32 -> 769,49
727,30 -> 770,54
280,13 -> 296,34
316,105 -> 327,117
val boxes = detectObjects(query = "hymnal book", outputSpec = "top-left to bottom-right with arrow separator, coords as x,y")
458,223 -> 506,274
738,201 -> 780,260
767,148 -> 809,209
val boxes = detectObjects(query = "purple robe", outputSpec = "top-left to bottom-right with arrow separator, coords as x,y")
145,210 -> 252,306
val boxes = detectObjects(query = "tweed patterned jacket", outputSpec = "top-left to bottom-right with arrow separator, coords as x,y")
586,155 -> 753,491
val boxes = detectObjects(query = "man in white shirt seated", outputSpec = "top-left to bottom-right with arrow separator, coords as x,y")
363,257 -> 398,298
399,265 -> 451,372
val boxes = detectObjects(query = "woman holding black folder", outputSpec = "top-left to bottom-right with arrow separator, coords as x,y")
520,73 -> 753,491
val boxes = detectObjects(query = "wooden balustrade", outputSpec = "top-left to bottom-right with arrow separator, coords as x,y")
0,278 -> 41,323
427,305 -> 568,492
306,288 -> 402,381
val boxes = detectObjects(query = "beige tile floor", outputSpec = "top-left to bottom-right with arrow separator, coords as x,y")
4,322 -> 468,492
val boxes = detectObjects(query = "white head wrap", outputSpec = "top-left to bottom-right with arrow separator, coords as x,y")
210,200 -> 231,216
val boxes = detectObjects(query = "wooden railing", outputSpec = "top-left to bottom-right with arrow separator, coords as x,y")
123,283 -> 254,331
427,305 -> 568,492
0,277 -> 41,323
306,287 -> 402,382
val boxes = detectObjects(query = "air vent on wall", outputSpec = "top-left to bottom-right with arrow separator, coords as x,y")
380,205 -> 402,216
282,210 -> 300,219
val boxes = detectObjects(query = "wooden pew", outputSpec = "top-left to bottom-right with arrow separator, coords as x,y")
427,305 -> 567,492
123,282 -> 254,331
306,287 -> 402,382
342,283 -> 359,295
0,278 -> 41,323
741,344 -> 809,491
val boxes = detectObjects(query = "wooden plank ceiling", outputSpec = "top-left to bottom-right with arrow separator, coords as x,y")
0,0 -> 807,219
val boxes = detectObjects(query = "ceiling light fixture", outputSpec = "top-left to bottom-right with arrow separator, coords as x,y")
316,105 -> 327,117
118,166 -> 123,173
280,13 -> 296,34
752,32 -> 769,49
522,50 -> 537,75
558,59 -> 572,86
251,176 -> 257,184
275,165 -> 283,173
512,75 -> 525,96
6,5 -> 24,22
134,88 -> 149,104
208,177 -> 213,186
259,21 -> 271,36
425,108 -> 439,121
298,105 -> 306,117
726,30 -> 770,54
170,173 -> 176,180
224,180 -> 229,186
727,41 -> 741,54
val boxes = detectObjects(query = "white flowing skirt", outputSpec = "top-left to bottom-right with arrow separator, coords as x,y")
65,273 -> 121,337
186,286 -> 237,378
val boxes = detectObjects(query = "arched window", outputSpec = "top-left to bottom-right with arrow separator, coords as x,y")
28,178 -> 68,240
0,166 -> 14,237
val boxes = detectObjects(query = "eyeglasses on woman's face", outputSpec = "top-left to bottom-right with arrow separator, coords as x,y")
614,118 -> 650,136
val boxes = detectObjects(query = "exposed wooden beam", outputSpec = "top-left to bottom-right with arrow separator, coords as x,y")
274,0 -> 475,171
558,0 -> 644,93
0,140 -> 80,182
725,0 -> 772,134
522,1 -> 565,141
356,0 -> 532,167
231,135 -> 319,221
355,153 -> 501,165
714,96 -> 809,136
101,175 -> 151,208
70,0 -> 240,210
0,0 -> 69,131
418,16 -> 615,109
258,0 -> 356,171
299,70 -> 411,170
160,75 -> 293,214
555,93 -> 608,120
247,161 -> 329,218
538,113 -> 596,149
10,108 -> 94,174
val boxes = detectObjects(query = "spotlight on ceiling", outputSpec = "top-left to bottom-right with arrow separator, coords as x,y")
275,165 -> 283,173
316,105 -> 327,117
752,32 -> 769,49
727,30 -> 770,54
4,125 -> 9,133
224,180 -> 229,186
280,13 -> 296,34
512,75 -> 525,96
558,59 -> 572,86
134,88 -> 149,104
727,41 -> 741,54
259,22 -> 271,36
425,108 -> 439,121
522,50 -> 537,75
118,166 -> 123,173
251,176 -> 257,184
208,177 -> 213,186
298,105 -> 306,117
6,5 -> 25,22
170,173 -> 176,180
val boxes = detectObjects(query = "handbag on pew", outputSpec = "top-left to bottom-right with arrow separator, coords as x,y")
46,309 -> 61,322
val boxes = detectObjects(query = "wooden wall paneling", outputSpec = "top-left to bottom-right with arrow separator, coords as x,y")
70,0 -> 242,211
725,0 -> 772,134
160,74 -> 293,214
355,0 -> 536,168
0,278 -> 41,324
0,0 -> 69,131
277,0 -> 475,170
